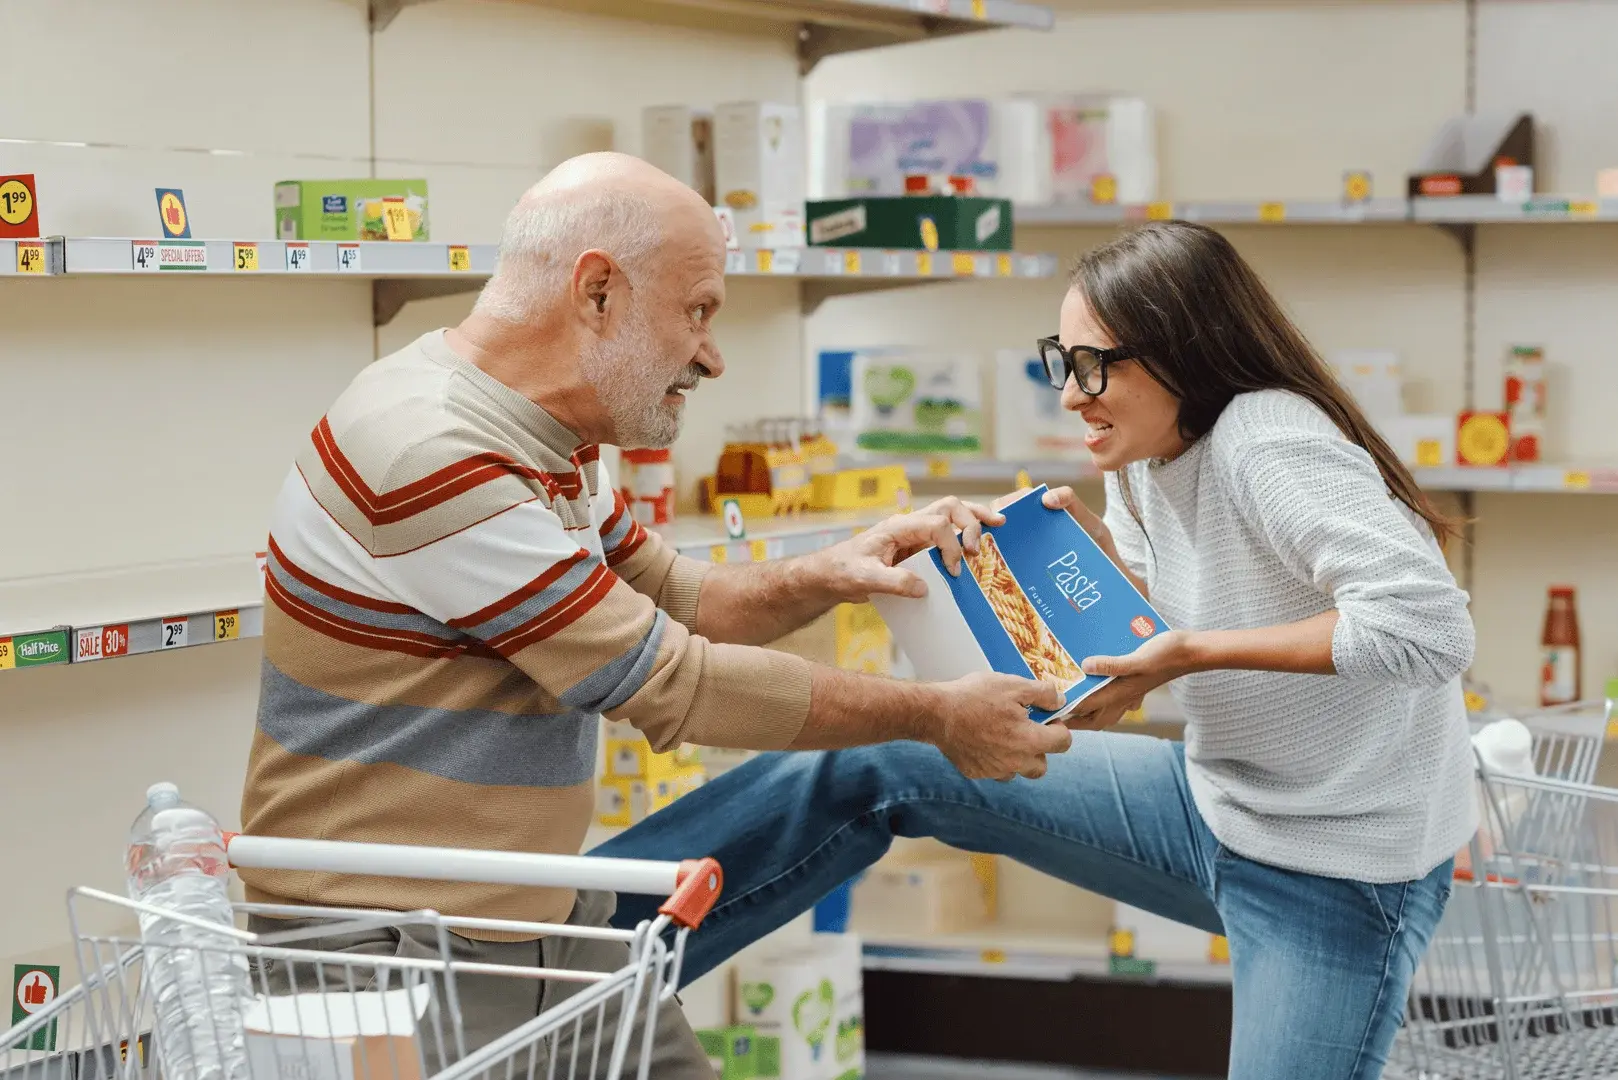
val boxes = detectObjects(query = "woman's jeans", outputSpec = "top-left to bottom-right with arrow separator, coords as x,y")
595,732 -> 1455,1079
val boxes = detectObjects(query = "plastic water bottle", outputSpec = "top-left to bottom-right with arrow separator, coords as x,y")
125,783 -> 251,1080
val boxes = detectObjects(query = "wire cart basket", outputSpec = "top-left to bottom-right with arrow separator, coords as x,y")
1,832 -> 723,1080
1392,699 -> 1618,1079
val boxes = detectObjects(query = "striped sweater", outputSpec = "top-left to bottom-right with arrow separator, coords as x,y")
241,330 -> 813,937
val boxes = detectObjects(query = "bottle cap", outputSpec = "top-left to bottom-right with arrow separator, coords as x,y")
145,781 -> 181,807
1549,585 -> 1576,597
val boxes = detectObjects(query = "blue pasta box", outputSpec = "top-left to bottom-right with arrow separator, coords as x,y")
872,486 -> 1166,723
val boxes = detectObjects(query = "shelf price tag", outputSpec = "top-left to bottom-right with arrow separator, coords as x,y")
773,248 -> 801,274
821,251 -> 842,276
159,617 -> 190,650
15,241 -> 45,274
232,243 -> 259,272
74,626 -> 129,662
132,241 -> 160,272
725,250 -> 746,274
1570,201 -> 1599,218
708,544 -> 728,564
883,252 -> 902,276
1259,202 -> 1287,224
749,539 -> 769,562
916,251 -> 932,276
336,244 -> 362,272
951,253 -> 975,276
755,249 -> 773,273
843,250 -> 861,275
926,458 -> 952,478
1015,468 -> 1033,490
383,201 -> 413,241
1146,202 -> 1174,221
214,610 -> 240,641
1564,470 -> 1591,490
447,245 -> 471,272
971,0 -> 987,17
1416,440 -> 1444,468
0,638 -> 13,670
996,254 -> 1012,278
285,243 -> 310,272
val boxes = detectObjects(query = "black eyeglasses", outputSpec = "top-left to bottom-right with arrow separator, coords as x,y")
1036,337 -> 1135,395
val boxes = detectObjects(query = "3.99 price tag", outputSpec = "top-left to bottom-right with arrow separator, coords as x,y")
214,610 -> 240,641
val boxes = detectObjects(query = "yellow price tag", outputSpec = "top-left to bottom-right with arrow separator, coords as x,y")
0,638 -> 13,671
1108,928 -> 1135,958
15,241 -> 45,275
1415,439 -> 1443,468
756,249 -> 772,273
915,251 -> 932,276
1015,469 -> 1032,490
926,459 -> 952,479
1089,173 -> 1117,205
951,253 -> 975,276
1342,171 -> 1372,204
1565,470 -> 1591,490
1464,690 -> 1489,713
995,253 -> 1012,278
1259,202 -> 1287,223
843,250 -> 861,275
709,545 -> 728,564
1146,202 -> 1174,221
448,245 -> 472,272
383,201 -> 414,241
1209,936 -> 1231,964
980,949 -> 1006,964
1570,200 -> 1599,218
232,243 -> 259,272
214,610 -> 241,641
749,539 -> 768,562
971,0 -> 987,17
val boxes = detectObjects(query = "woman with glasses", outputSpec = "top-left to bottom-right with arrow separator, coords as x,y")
602,221 -> 1475,1080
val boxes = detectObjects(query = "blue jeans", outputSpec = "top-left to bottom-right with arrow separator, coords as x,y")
594,733 -> 1454,1080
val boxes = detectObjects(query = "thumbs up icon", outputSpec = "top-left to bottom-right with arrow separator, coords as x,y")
24,976 -> 45,1006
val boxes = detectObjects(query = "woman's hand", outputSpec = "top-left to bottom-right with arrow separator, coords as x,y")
1040,485 -> 1118,560
1064,630 -> 1198,730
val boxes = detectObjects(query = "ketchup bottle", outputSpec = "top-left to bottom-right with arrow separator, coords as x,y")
1540,586 -> 1581,707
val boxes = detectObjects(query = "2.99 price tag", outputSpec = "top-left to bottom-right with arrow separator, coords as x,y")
159,617 -> 190,650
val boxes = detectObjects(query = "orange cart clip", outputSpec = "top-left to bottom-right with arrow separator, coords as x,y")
661,857 -> 724,929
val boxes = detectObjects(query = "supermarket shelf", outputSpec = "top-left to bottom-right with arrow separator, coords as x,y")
870,456 -> 1618,495
860,925 -> 1231,986
367,0 -> 1055,72
1,239 -> 1061,324
0,509 -> 910,673
1017,196 -> 1618,228
1016,198 -> 1411,227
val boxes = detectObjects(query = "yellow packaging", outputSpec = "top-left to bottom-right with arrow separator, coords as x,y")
605,738 -> 703,780
596,778 -> 647,828
835,604 -> 892,674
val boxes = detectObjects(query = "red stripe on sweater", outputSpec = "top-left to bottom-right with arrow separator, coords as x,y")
444,549 -> 592,631
605,524 -> 649,568
487,565 -> 616,655
266,574 -> 475,660
267,536 -> 417,615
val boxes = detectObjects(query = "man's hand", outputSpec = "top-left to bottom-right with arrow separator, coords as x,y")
927,673 -> 1072,780
1063,629 -> 1197,730
815,496 -> 1004,603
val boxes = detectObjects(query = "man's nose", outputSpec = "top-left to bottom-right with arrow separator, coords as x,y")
699,339 -> 725,379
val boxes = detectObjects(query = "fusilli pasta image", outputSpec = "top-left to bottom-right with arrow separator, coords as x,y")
963,533 -> 1085,686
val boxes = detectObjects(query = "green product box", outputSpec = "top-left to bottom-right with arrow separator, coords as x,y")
695,1026 -> 760,1080
274,179 -> 430,241
806,196 -> 1013,252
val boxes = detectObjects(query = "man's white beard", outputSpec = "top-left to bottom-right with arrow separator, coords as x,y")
579,308 -> 685,449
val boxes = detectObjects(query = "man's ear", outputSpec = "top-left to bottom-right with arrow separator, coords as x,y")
573,250 -> 616,328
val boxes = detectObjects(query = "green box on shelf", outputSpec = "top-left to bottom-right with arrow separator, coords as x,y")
806,195 -> 1013,251
695,1026 -> 762,1079
274,179 -> 430,241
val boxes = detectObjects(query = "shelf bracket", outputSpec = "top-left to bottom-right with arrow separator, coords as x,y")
370,0 -> 436,31
372,278 -> 485,326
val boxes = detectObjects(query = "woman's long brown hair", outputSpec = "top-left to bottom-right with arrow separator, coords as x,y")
1072,220 -> 1460,546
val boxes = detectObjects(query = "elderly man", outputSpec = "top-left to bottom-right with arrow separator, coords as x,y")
240,152 -> 1067,1075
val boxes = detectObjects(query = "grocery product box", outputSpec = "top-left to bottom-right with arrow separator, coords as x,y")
695,1025 -> 762,1080
871,486 -> 1168,724
733,934 -> 863,1080
1110,902 -> 1228,976
1001,95 -> 1157,205
1384,414 -> 1455,469
642,106 -> 716,205
805,195 -> 1012,251
243,984 -> 429,1080
815,99 -> 1002,198
274,179 -> 430,241
849,349 -> 984,456
850,853 -> 987,935
994,348 -> 1087,460
716,102 -> 805,249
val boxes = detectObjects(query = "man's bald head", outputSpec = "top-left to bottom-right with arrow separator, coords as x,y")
475,152 -> 722,323
459,152 -> 728,450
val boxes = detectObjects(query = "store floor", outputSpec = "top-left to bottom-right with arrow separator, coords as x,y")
868,1054 -> 1206,1079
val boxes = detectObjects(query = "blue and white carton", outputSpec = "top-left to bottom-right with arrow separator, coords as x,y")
872,486 -> 1166,723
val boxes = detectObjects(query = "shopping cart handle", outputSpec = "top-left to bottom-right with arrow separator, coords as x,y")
660,858 -> 724,930
224,834 -> 719,905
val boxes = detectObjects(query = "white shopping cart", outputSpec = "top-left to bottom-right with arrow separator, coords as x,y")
0,832 -> 723,1080
1392,699 -> 1618,1080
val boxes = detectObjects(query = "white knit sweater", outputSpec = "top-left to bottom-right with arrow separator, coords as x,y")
1104,390 -> 1478,883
